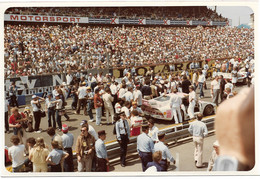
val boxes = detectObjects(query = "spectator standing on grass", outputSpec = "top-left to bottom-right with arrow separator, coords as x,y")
188,113 -> 208,168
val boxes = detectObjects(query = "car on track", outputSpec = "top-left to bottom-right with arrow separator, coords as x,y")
141,92 -> 216,122
216,69 -> 247,84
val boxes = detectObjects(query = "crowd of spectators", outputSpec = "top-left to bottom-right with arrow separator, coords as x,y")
5,7 -> 227,21
4,23 -> 254,78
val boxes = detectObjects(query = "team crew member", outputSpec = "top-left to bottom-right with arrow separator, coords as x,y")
95,130 -> 109,172
46,141 -> 69,172
75,124 -> 96,172
115,112 -> 130,167
187,85 -> 197,119
188,113 -> 208,168
211,75 -> 220,106
148,119 -> 159,143
61,124 -> 74,172
169,89 -> 182,124
31,95 -> 45,133
154,132 -> 176,171
137,123 -> 155,171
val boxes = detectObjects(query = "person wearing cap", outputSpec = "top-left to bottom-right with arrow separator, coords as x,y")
75,82 -> 88,115
169,88 -> 182,124
61,124 -> 74,172
137,123 -> 155,171
95,130 -> 109,172
86,86 -> 95,122
45,93 -> 56,128
115,112 -> 130,167
51,94 -> 63,131
148,119 -> 159,143
75,123 -> 96,172
188,113 -> 208,168
102,87 -> 114,125
207,141 -> 220,171
80,120 -> 98,141
31,95 -> 45,133
154,132 -> 175,171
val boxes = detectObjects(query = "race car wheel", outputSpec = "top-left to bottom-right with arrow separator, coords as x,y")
203,105 -> 214,116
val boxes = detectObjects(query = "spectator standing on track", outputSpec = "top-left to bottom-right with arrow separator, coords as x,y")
207,140 -> 220,171
154,132 -> 175,171
95,130 -> 109,172
29,137 -> 49,172
58,89 -> 70,121
145,151 -> 163,172
9,82 -> 19,107
70,83 -> 79,110
86,86 -> 95,122
148,119 -> 159,143
115,98 -> 124,114
137,123 -> 155,171
219,75 -> 226,103
45,93 -> 56,128
46,140 -> 69,172
141,79 -> 152,100
8,135 -> 25,172
192,70 -> 198,91
211,75 -> 220,106
47,127 -> 63,149
31,95 -> 45,133
133,85 -> 143,107
115,112 -> 130,167
80,120 -> 98,141
188,113 -> 208,168
103,87 -> 115,125
9,107 -> 27,146
61,124 -> 74,172
94,88 -> 103,126
169,88 -> 182,124
52,94 -> 63,131
75,123 -> 96,172
231,67 -> 238,88
76,82 -> 88,115
181,75 -> 192,94
130,110 -> 143,136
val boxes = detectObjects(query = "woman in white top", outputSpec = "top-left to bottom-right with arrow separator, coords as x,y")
31,95 -> 45,133
186,85 -> 197,119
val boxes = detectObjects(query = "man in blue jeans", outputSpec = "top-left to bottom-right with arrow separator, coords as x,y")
197,70 -> 206,99
86,86 -> 94,122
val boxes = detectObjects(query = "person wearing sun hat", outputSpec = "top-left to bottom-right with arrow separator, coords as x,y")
61,124 -> 74,172
95,130 -> 109,172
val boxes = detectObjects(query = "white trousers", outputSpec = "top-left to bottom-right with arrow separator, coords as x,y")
172,106 -> 182,123
188,101 -> 195,119
193,136 -> 204,167
105,107 -> 115,124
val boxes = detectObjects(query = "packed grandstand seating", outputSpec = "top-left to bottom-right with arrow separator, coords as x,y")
5,7 -> 227,21
4,23 -> 254,78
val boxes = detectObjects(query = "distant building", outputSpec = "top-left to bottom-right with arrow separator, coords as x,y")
249,13 -> 254,28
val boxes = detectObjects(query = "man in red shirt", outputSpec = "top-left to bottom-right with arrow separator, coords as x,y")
9,107 -> 27,146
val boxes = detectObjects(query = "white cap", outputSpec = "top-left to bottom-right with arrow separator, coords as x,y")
213,140 -> 219,147
32,95 -> 37,99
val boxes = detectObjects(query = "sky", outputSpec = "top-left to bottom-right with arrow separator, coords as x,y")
208,6 -> 254,27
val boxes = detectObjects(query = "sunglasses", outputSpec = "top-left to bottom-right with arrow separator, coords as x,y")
81,130 -> 87,132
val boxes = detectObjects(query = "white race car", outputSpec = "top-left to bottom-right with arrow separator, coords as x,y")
141,92 -> 216,121
216,69 -> 247,84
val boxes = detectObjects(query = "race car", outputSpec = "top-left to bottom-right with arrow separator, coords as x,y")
141,92 -> 216,121
216,69 -> 247,84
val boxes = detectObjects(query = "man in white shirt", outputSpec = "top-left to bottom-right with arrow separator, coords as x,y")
122,87 -> 133,103
121,101 -> 131,119
118,84 -> 127,99
8,135 -> 25,172
197,71 -> 205,99
170,89 -> 182,124
75,82 -> 87,115
133,85 -> 143,107
148,119 -> 159,143
102,88 -> 114,125
211,76 -> 220,106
